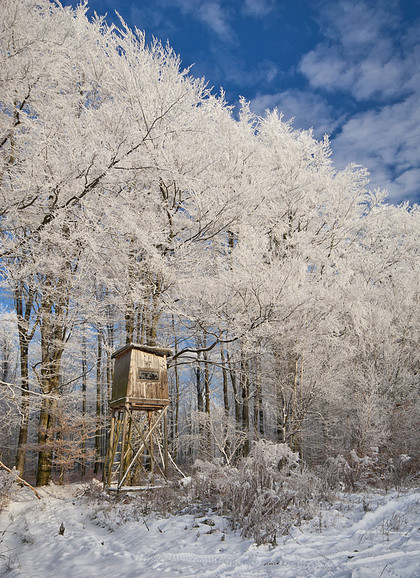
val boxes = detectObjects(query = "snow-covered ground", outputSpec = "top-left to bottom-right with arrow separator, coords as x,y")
1,483 -> 419,577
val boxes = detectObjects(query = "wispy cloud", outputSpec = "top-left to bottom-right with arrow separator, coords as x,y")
226,58 -> 280,88
197,2 -> 233,40
299,0 -> 419,102
297,0 -> 420,203
162,0 -> 235,41
128,0 -> 235,42
243,0 -> 276,18
332,94 -> 420,204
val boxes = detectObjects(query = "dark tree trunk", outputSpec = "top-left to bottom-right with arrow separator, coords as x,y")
240,354 -> 250,457
94,329 -> 103,474
15,284 -> 36,477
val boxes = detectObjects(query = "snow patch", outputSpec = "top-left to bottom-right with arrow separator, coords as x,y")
0,484 -> 419,577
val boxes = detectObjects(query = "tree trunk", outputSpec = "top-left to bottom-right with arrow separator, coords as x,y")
229,368 -> 242,426
195,352 -> 204,413
220,348 -> 229,417
81,329 -> 87,476
220,348 -> 231,459
106,320 -> 114,401
14,284 -> 36,477
36,384 -> 58,486
15,342 -> 30,477
227,349 -> 241,427
253,357 -> 264,436
94,329 -> 102,474
36,277 -> 68,486
125,301 -> 135,344
203,347 -> 211,456
147,275 -> 162,347
171,315 -> 180,460
240,353 -> 250,457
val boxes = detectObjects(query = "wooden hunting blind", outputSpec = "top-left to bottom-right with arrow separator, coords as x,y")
110,343 -> 172,410
104,343 -> 173,491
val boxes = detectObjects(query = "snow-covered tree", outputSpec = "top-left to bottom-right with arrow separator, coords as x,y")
0,0 -> 418,484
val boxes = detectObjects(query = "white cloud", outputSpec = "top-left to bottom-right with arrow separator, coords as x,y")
205,50 -> 280,90
300,40 -> 415,102
299,0 -> 418,102
300,49 -> 353,93
137,0 -> 235,42
319,0 -> 398,51
197,2 -> 233,40
296,0 -> 420,204
393,169 -> 420,203
236,59 -> 279,86
243,0 -> 276,18
332,95 -> 420,204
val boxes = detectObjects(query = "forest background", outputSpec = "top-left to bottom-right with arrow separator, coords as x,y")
0,0 -> 419,488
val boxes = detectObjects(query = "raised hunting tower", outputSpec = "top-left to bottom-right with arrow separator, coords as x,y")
104,343 -> 172,490
110,343 -> 171,410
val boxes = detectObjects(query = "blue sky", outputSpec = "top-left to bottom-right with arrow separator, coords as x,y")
64,0 -> 420,205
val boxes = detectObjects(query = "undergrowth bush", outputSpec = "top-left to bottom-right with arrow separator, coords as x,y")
0,470 -> 16,512
192,440 -> 327,545
191,459 -> 234,511
322,450 -> 416,491
80,444 -> 417,546
82,445 -> 417,543
85,480 -> 191,531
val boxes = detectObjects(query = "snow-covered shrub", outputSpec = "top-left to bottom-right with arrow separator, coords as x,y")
323,450 -> 381,491
384,454 -> 416,490
229,441 -> 323,544
191,441 -> 325,545
191,459 -> 235,510
80,478 -> 105,498
0,470 -> 15,511
322,448 -> 418,492
87,484 -> 191,531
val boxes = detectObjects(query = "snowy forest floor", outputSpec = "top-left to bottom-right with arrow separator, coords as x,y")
0,482 -> 419,577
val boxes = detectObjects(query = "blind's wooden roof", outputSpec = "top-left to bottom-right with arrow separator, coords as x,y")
111,342 -> 172,359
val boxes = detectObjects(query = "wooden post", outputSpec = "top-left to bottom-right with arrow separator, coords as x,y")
148,411 -> 154,476
118,407 -> 129,487
163,408 -> 168,478
104,410 -> 115,486
124,412 -> 133,484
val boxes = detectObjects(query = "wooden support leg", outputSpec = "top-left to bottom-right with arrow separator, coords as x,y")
163,409 -> 168,478
104,410 -> 116,488
148,411 -> 154,476
118,408 -> 129,487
